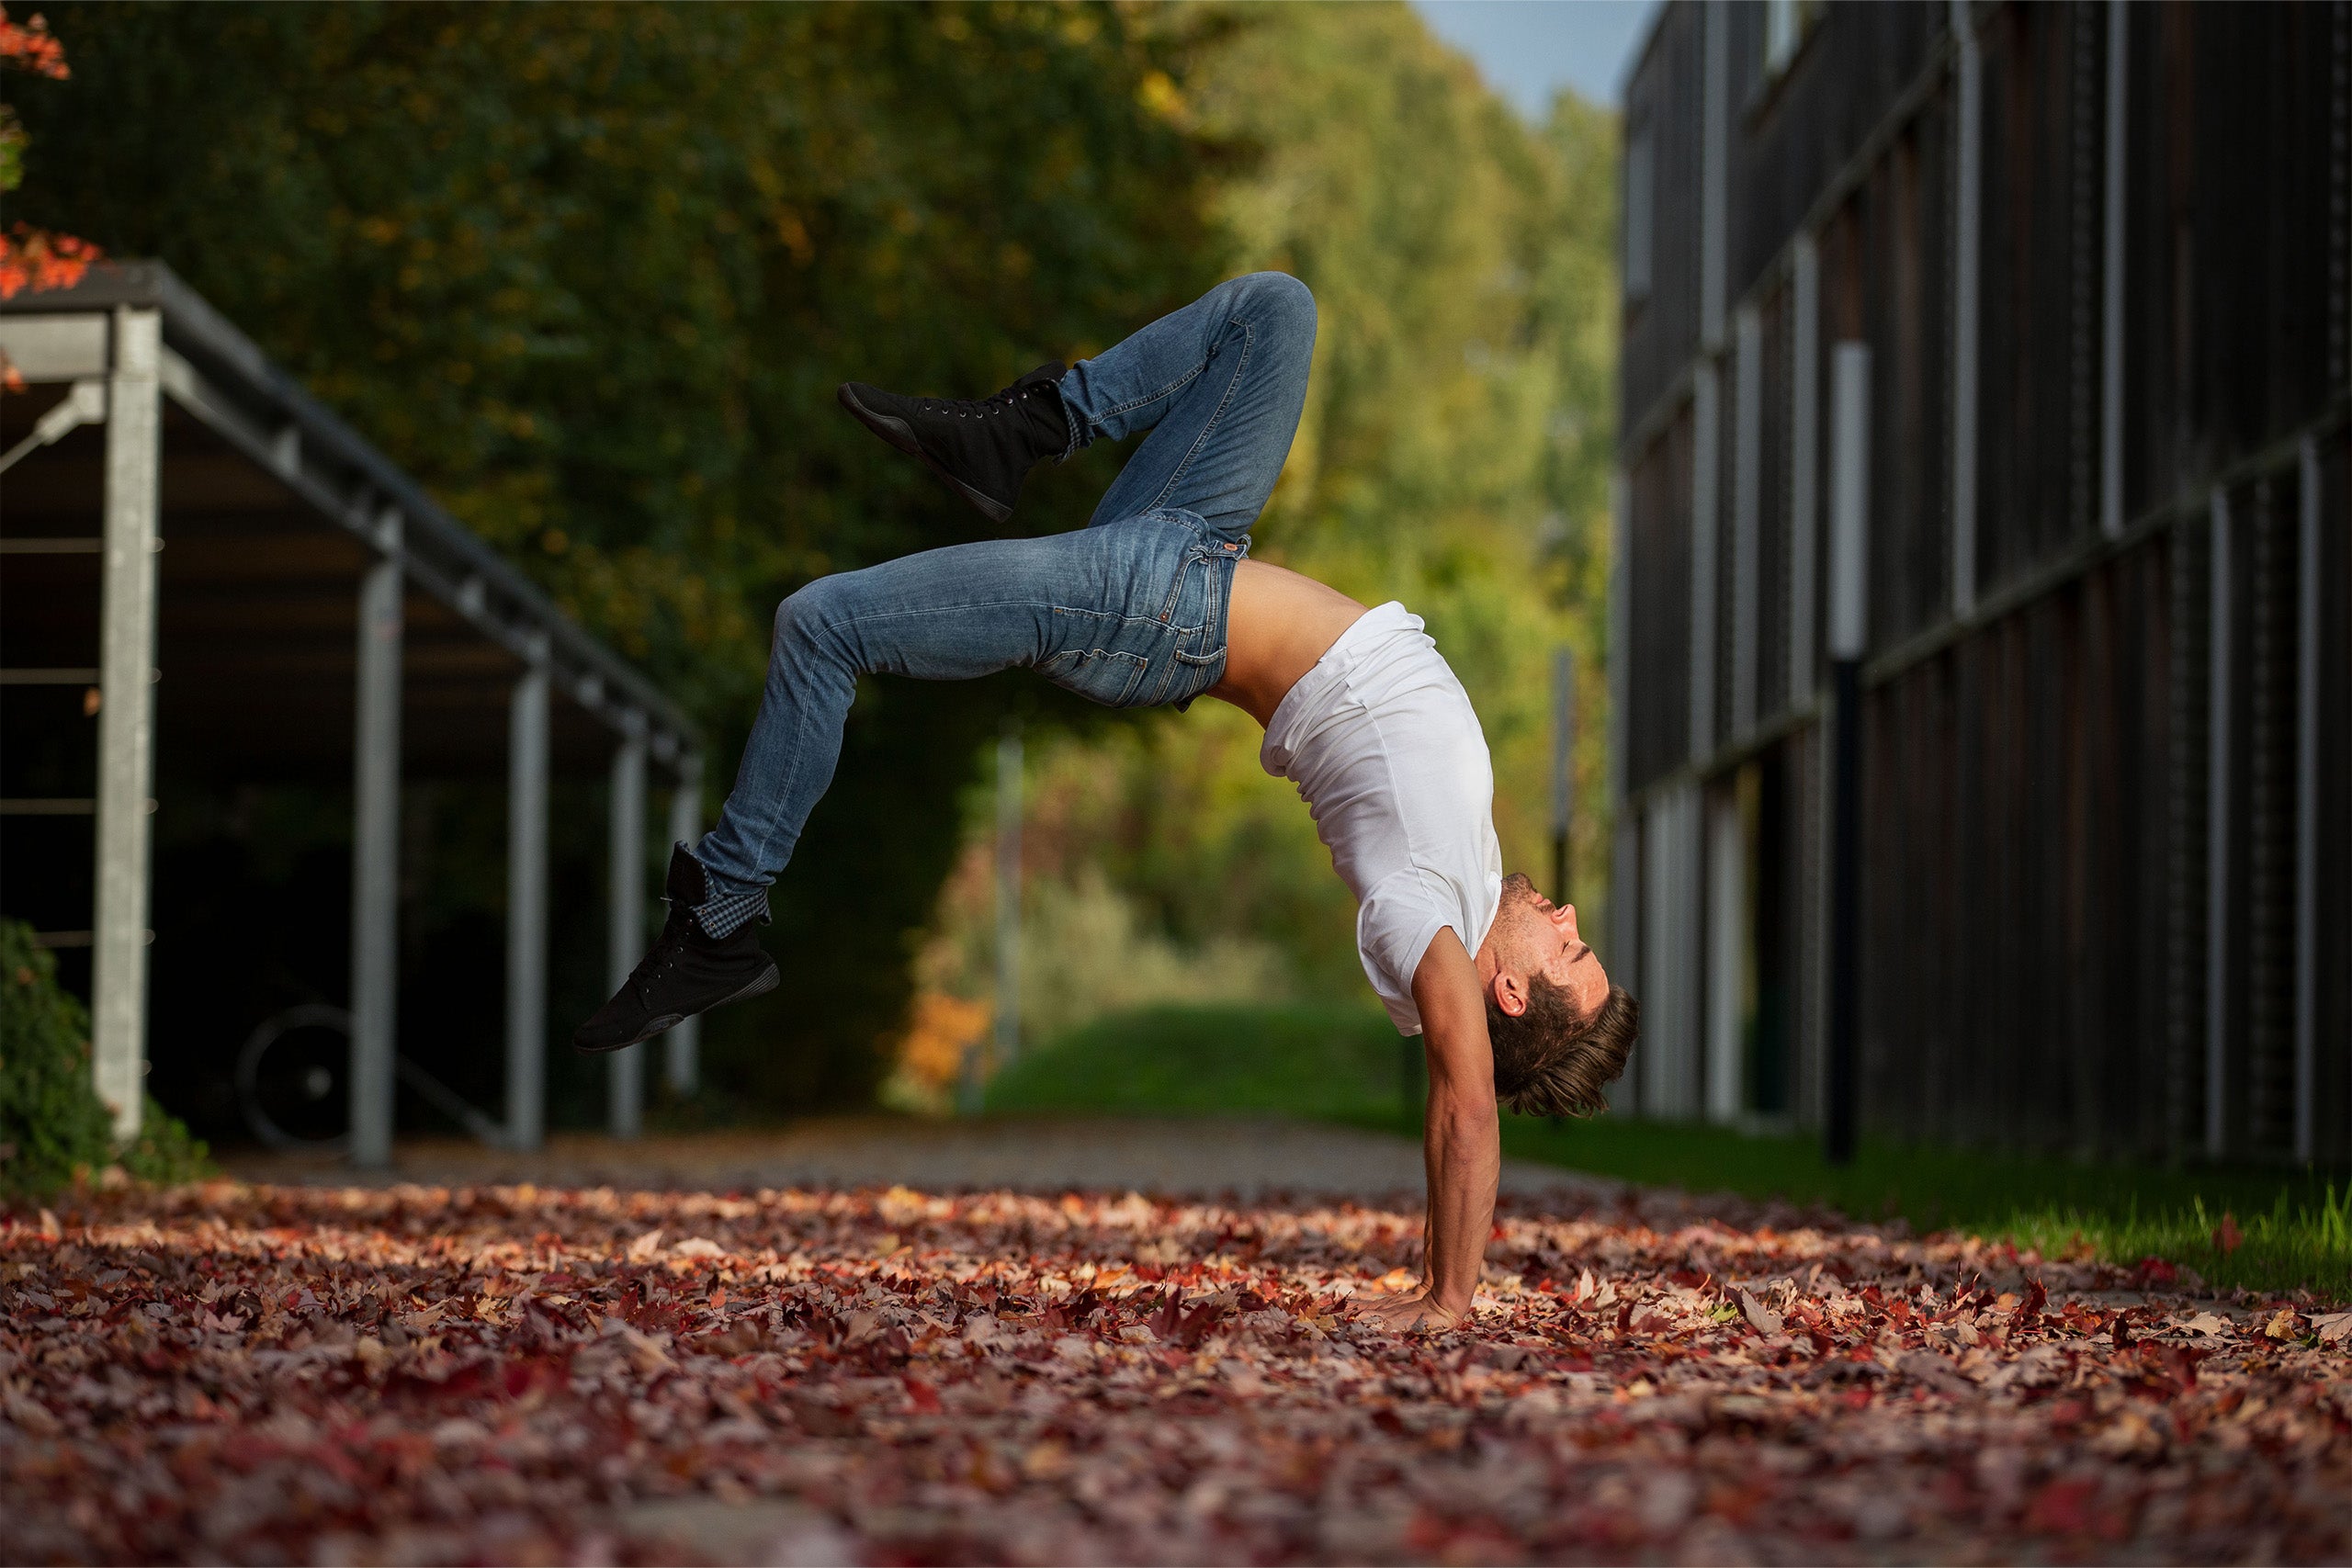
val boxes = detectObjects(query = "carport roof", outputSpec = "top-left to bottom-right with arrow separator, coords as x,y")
0,260 -> 698,775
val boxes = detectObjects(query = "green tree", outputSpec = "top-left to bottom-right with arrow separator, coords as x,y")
932,4 -> 1623,1039
11,1 -> 1231,1111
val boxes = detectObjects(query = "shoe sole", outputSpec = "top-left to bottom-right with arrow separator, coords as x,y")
837,383 -> 1015,525
571,961 -> 781,1055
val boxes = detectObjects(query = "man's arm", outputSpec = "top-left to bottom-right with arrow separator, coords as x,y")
1365,927 -> 1499,1327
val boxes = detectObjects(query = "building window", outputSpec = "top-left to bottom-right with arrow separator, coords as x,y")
1624,123 -> 1655,303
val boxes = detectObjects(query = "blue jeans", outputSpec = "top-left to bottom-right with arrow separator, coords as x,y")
689,272 -> 1317,932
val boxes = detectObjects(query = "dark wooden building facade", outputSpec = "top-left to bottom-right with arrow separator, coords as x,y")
1610,0 -> 2349,1164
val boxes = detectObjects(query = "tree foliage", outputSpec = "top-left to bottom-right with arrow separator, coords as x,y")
12,1 -> 1232,1111
922,6 -> 1623,1028
0,4 -> 98,372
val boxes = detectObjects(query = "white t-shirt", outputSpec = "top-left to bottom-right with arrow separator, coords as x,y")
1260,602 -> 1504,1035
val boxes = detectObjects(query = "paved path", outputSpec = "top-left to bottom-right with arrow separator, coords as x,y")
225,1113 -> 1623,1208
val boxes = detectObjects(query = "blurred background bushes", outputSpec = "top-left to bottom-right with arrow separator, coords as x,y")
11,2 -> 1618,1123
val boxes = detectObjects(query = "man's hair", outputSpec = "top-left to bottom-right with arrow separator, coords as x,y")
1486,980 -> 1640,1118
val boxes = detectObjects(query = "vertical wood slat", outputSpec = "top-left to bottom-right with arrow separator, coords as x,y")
1949,0 -> 1983,623
1733,308 -> 1765,738
1790,237 -> 1821,710
1705,787 -> 1746,1123
2098,0 -> 2129,540
2295,439 -> 2320,1160
1701,1 -> 1730,353
1690,364 -> 1723,764
2205,488 -> 2232,1159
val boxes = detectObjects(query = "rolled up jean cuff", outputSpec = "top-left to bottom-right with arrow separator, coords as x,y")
691,886 -> 770,940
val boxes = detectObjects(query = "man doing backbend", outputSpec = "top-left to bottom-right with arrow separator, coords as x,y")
575,274 -> 1639,1330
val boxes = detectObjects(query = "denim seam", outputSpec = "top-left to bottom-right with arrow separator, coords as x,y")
1143,318 -> 1255,518
728,648 -> 837,898
1093,361 -> 1209,429
1049,605 -> 1189,633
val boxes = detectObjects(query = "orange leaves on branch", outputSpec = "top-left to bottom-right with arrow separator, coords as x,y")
0,222 -> 97,300
0,6 -> 96,352
0,6 -> 67,79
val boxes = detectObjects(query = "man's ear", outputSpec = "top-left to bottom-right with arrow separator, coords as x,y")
1490,969 -> 1529,1019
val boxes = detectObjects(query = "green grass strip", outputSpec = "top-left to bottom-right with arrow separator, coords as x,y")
989,1002 -> 2351,1301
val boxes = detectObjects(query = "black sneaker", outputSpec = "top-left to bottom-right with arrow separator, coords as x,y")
572,845 -> 779,1053
838,362 -> 1069,525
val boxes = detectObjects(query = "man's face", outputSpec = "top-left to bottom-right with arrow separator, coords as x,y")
1489,873 -> 1609,1020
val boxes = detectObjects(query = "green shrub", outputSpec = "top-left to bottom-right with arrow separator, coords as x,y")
0,919 -> 209,1200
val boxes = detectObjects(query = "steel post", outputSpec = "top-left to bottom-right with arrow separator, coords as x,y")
607,730 -> 647,1140
663,754 -> 704,1096
93,306 -> 162,1145
995,723 -> 1023,1069
348,533 -> 403,1168
965,722 -> 1023,1114
505,660 -> 549,1153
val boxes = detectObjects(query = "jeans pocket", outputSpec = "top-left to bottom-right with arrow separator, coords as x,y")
1037,645 -> 1150,707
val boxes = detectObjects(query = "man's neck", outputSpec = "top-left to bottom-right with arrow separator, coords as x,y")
1205,559 -> 1370,727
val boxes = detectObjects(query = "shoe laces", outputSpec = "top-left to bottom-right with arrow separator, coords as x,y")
628,909 -> 692,997
916,378 -> 1040,420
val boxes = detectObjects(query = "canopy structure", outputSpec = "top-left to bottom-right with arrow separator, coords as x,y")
0,261 -> 704,1164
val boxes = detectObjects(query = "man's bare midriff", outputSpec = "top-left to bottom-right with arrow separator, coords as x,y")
1207,559 -> 1370,728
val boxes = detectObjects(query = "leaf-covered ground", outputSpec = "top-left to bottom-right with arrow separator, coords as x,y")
4,1179 -> 2348,1564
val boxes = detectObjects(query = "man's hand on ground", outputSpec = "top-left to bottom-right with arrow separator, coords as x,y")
1355,1289 -> 1462,1334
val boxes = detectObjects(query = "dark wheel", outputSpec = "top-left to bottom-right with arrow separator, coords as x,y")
234,1004 -> 353,1152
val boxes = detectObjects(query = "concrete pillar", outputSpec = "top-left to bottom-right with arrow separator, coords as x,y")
348,526 -> 403,1168
92,306 -> 161,1144
505,657 -> 549,1153
606,728 -> 647,1139
663,753 -> 704,1097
